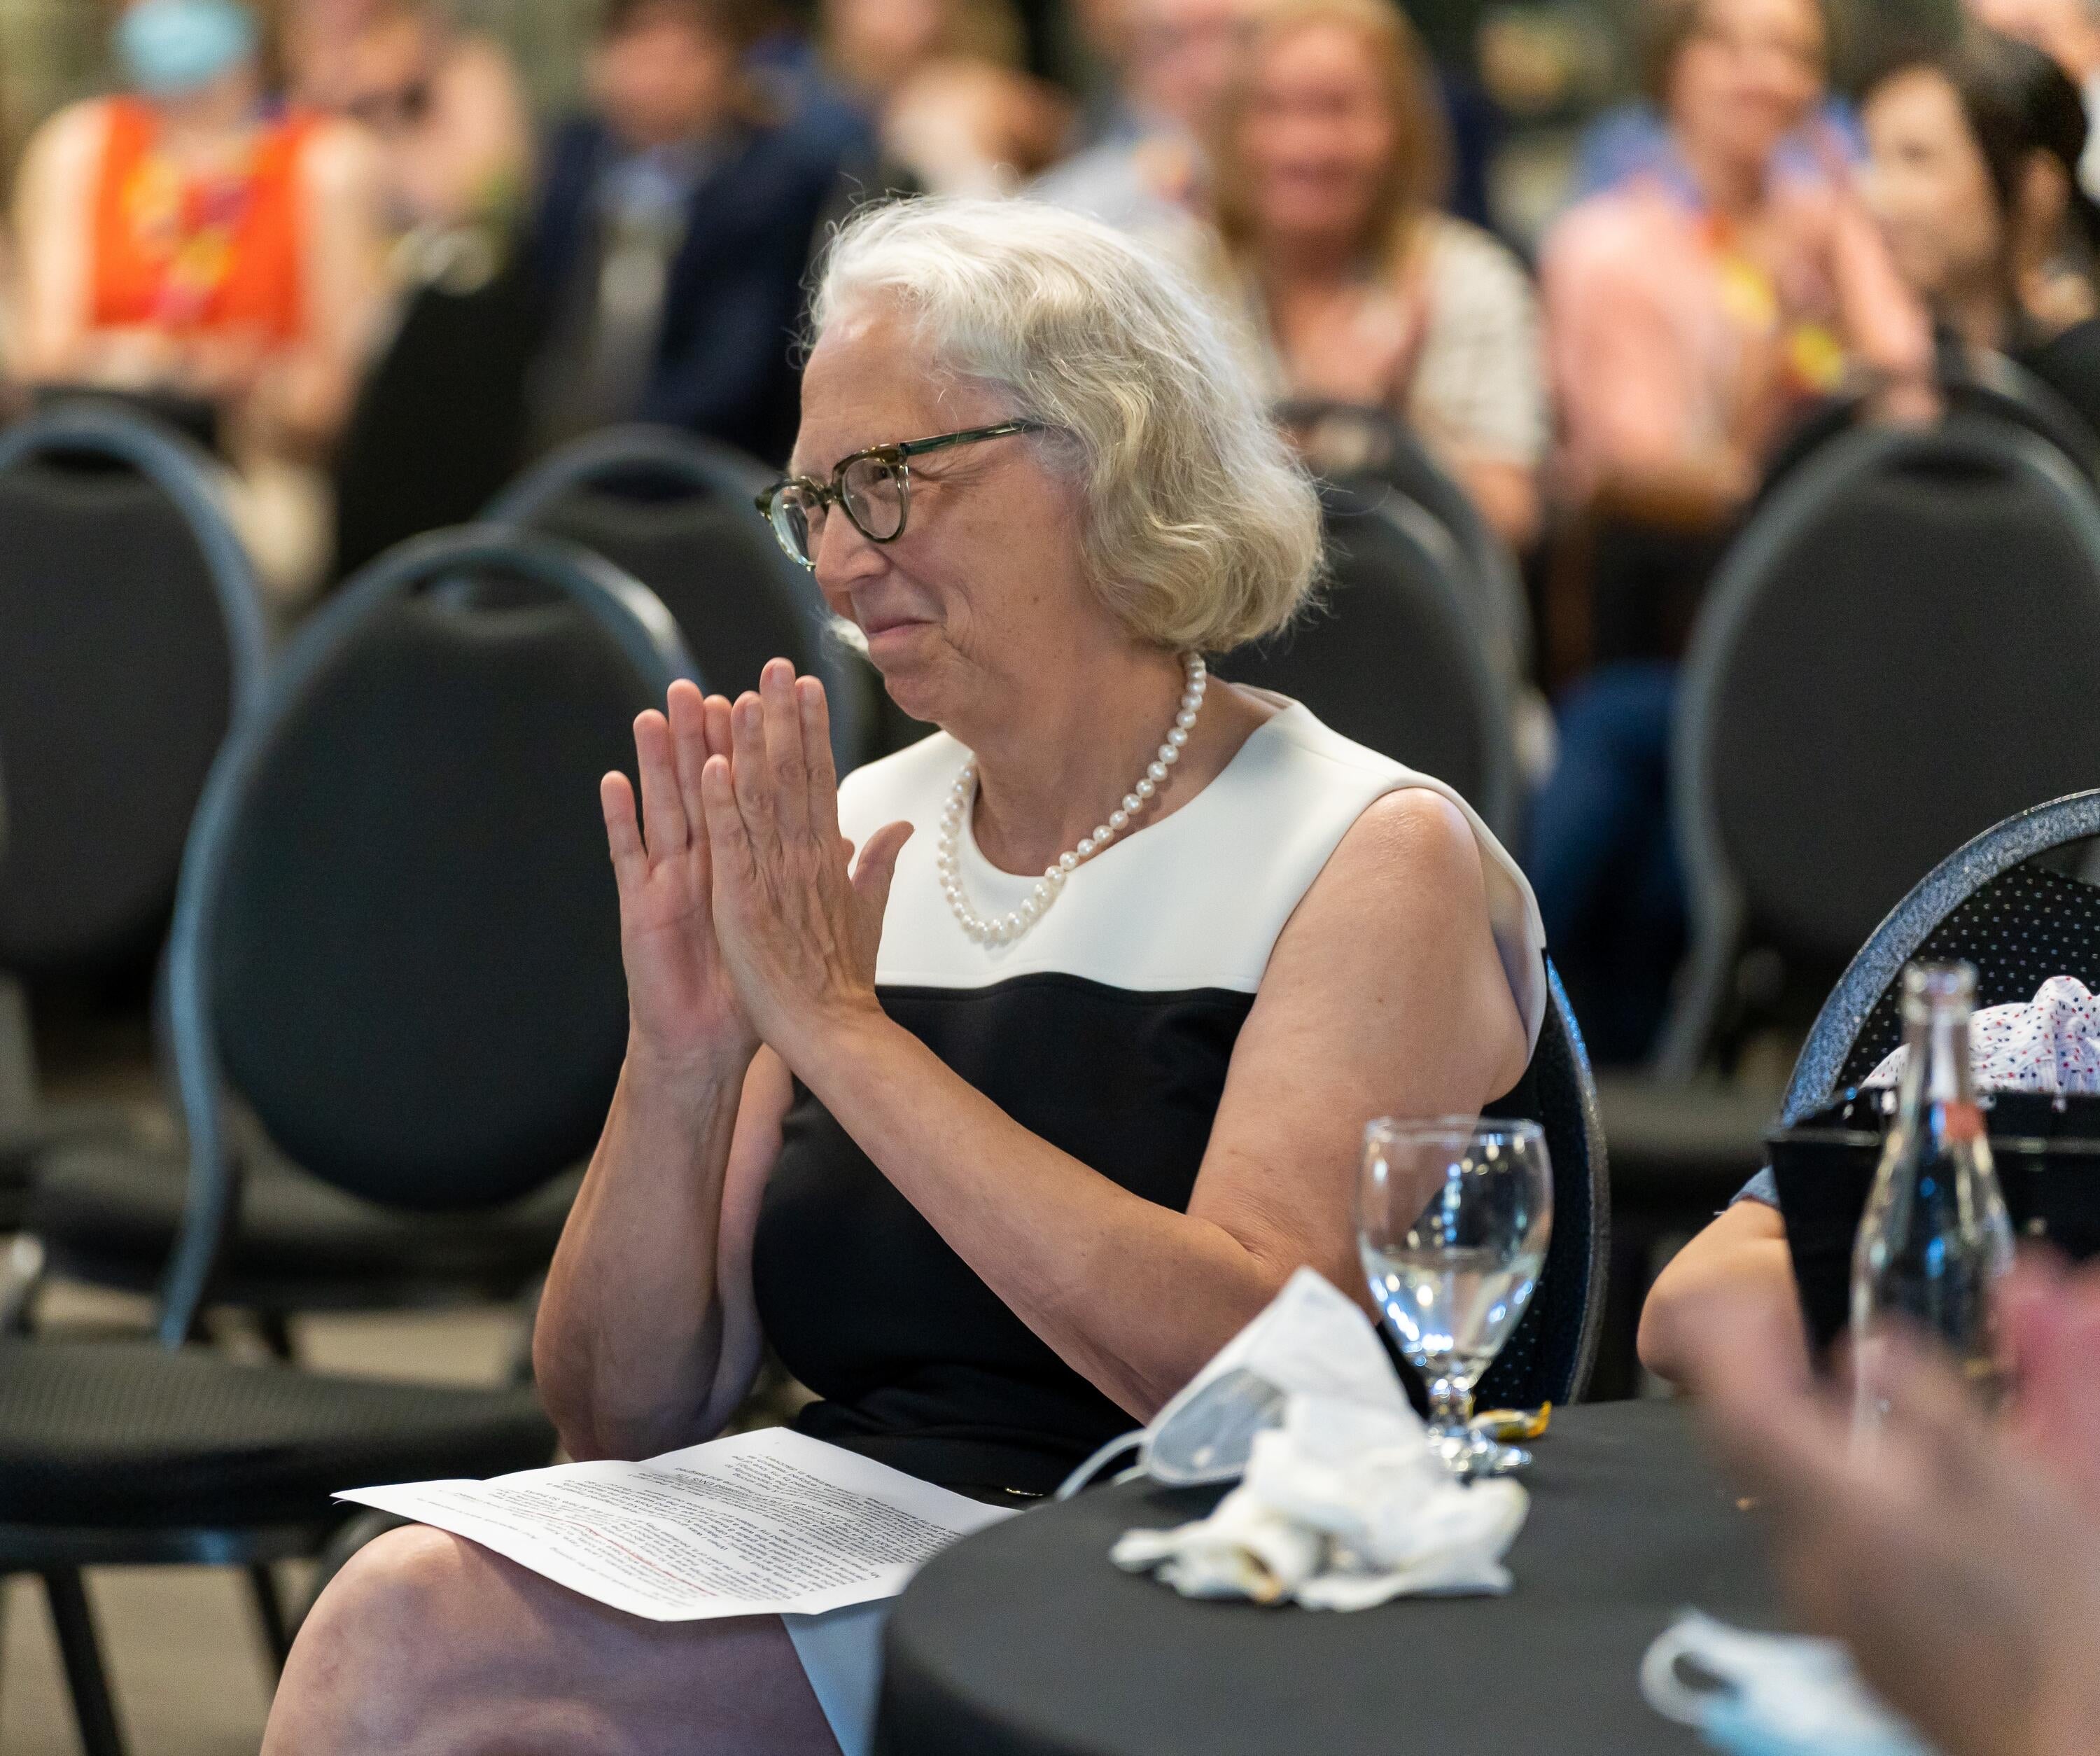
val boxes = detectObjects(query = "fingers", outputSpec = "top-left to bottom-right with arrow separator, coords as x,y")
760,660 -> 811,841
850,820 -> 914,910
666,681 -> 719,859
632,709 -> 687,861
799,675 -> 841,839
600,772 -> 646,898
700,753 -> 757,891
729,692 -> 778,853
1874,1333 -> 1999,1498
848,820 -> 913,965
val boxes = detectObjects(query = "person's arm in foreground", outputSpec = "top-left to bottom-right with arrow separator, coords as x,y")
534,684 -> 787,1461
1639,1197 -> 1803,1385
1679,1287 -> 2100,1756
698,661 -> 1533,1423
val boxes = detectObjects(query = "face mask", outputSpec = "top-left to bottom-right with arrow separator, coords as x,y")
1059,1268 -> 1411,1497
1642,1612 -> 1938,1756
116,0 -> 258,97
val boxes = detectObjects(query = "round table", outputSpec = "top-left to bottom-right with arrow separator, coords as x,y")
876,1400 -> 1779,1755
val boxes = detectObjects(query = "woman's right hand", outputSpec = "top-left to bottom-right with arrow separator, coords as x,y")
601,681 -> 759,1079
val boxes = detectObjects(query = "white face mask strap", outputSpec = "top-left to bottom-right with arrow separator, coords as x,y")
1054,1430 -> 1145,1501
1639,1616 -> 1728,1727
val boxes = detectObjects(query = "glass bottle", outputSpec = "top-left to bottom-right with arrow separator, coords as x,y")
1850,961 -> 2015,1430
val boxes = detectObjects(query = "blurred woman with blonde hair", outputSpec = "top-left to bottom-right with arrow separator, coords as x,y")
1203,0 -> 1548,547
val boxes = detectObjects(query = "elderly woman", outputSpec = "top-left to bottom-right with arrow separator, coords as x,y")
262,197 -> 1544,1756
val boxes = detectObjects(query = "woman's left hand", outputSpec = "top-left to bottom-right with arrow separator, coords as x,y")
701,658 -> 913,1068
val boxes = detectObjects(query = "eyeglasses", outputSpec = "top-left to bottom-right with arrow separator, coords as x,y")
755,421 -> 1045,569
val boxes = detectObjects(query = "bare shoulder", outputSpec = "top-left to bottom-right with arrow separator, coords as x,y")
1299,786 -> 1489,917
17,99 -> 106,197
1256,785 -> 1527,1097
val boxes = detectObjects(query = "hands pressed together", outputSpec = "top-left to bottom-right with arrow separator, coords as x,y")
598,658 -> 913,1080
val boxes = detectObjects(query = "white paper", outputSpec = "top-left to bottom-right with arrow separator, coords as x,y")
335,1426 -> 1016,1622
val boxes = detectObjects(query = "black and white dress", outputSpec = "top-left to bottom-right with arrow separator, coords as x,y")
755,695 -> 1546,1750
752,696 -> 1546,1498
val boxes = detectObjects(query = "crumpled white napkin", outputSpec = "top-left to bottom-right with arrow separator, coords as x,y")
1864,975 -> 2100,1094
1110,1270 -> 1528,1610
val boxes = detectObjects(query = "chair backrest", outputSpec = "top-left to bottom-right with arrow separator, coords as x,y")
1219,482 -> 1520,842
1760,359 -> 2100,510
331,241 -> 541,580
1274,398 -> 1532,678
486,424 -> 875,770
1783,790 -> 2100,1123
0,404 -> 266,975
1664,419 -> 2100,1074
155,527 -> 692,1339
1476,961 -> 1611,1407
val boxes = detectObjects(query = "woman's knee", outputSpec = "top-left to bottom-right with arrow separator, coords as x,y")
269,1526 -> 490,1749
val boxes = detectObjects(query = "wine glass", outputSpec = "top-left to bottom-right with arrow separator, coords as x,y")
1359,1117 -> 1553,1479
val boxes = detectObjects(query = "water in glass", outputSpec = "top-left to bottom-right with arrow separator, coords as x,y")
1359,1117 -> 1553,1478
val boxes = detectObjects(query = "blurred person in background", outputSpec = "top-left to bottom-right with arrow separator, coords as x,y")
1863,28 -> 2100,443
1201,0 -> 1547,549
1030,0 -> 1253,237
1049,0 -> 1144,146
819,0 -> 1072,197
285,0 -> 532,246
1966,0 -> 2100,197
10,0 -> 387,599
1541,0 -> 1928,559
1525,0 -> 1930,1065
1679,1264 -> 2100,1756
525,0 -> 844,465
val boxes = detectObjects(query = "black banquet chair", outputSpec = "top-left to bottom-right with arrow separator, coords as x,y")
0,403 -> 268,1227
1474,961 -> 1611,1411
330,232 -> 541,580
1218,480 -> 1521,847
22,528 -> 693,1342
1662,417 -> 2100,1076
1598,420 -> 2100,1393
1,524 -> 690,1755
1273,398 -> 1534,682
1782,789 -> 2100,1123
485,423 -> 876,769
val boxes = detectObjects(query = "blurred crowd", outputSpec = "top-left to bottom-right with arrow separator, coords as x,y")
8,0 -> 2100,1062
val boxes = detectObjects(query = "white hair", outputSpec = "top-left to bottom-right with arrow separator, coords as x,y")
808,197 -> 1323,653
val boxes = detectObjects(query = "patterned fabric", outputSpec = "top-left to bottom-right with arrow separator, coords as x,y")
1860,975 -> 2100,1094
1190,214 -> 1549,471
1737,861 -> 2100,1207
90,97 -> 315,344
1838,863 -> 2100,1088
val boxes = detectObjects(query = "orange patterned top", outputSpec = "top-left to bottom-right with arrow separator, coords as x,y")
90,97 -> 314,344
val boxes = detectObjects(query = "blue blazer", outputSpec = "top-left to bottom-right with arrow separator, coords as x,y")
531,116 -> 841,463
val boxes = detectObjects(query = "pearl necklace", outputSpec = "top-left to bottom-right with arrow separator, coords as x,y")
936,653 -> 1208,946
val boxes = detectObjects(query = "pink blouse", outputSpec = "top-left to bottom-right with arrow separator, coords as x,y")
1541,171 -> 1929,504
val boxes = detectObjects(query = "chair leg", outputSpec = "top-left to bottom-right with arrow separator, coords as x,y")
41,1570 -> 127,1756
248,1308 -> 298,1362
508,1274 -> 546,1386
246,1563 -> 293,1674
1,1234 -> 45,1336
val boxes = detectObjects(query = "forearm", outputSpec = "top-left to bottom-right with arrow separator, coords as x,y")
534,1044 -> 750,1458
1639,1203 -> 1805,1386
794,1012 -> 1301,1421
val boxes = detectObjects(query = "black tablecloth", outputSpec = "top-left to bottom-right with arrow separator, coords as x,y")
877,1400 -> 1779,1756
